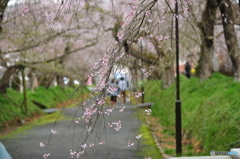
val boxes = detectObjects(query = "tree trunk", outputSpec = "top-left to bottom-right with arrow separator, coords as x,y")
56,75 -> 65,88
0,1 -> 12,94
164,65 -> 175,89
38,74 -> 55,88
11,73 -> 20,91
151,38 -> 175,89
56,57 -> 65,88
154,59 -> 175,89
0,65 -> 21,94
28,70 -> 39,92
21,67 -> 28,114
67,78 -> 75,87
217,0 -> 240,81
197,0 -> 218,80
0,1 -> 9,33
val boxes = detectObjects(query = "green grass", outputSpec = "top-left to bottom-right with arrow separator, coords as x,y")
0,89 -> 41,127
0,124 -> 34,139
144,73 -> 240,155
0,86 -> 89,128
138,110 -> 163,159
34,110 -> 69,125
27,86 -> 80,108
0,110 -> 69,139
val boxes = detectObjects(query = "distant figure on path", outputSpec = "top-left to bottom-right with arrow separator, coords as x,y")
184,61 -> 191,78
108,78 -> 119,105
118,77 -> 129,104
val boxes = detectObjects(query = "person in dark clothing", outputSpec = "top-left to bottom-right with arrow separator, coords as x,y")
108,78 -> 119,105
184,61 -> 191,78
110,95 -> 117,104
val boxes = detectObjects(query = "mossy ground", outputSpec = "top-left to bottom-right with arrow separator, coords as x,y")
137,109 -> 163,159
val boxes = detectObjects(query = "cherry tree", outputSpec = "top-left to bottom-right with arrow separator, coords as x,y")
1,0 -> 240,158
217,0 -> 240,81
188,0 -> 240,80
36,0 -> 201,158
0,0 -> 109,93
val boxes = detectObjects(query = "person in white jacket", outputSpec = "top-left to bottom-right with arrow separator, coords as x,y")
117,77 -> 129,104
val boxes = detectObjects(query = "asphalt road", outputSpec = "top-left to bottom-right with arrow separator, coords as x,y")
1,100 -> 148,159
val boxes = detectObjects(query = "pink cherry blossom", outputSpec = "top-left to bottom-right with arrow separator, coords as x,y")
89,143 -> 94,147
43,153 -> 50,159
81,143 -> 87,149
70,150 -> 76,158
119,106 -> 125,112
128,142 -> 134,147
40,142 -> 45,147
145,109 -> 152,115
99,141 -> 105,145
51,129 -> 57,134
136,134 -> 142,139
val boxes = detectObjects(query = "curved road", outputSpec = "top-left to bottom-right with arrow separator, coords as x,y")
1,100 -> 151,159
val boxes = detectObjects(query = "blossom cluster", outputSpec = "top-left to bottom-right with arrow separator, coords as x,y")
121,0 -> 139,27
134,92 -> 144,98
105,108 -> 114,115
127,142 -> 134,147
51,129 -> 57,134
64,142 -> 106,158
108,120 -> 122,131
40,142 -> 45,147
75,118 -> 80,124
107,85 -> 118,94
145,109 -> 152,115
136,134 -> 142,139
69,149 -> 85,158
82,105 -> 97,122
119,106 -> 125,112
43,153 -> 50,159
141,67 -> 150,77
88,53 -> 111,91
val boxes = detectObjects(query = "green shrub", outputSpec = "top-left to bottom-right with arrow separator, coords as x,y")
0,89 -> 41,127
0,86 -> 89,127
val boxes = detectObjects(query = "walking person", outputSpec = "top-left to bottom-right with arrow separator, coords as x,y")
108,78 -> 119,105
117,77 -> 129,104
184,61 -> 191,78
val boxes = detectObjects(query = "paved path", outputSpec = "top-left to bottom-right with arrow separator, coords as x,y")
1,100 -> 148,159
